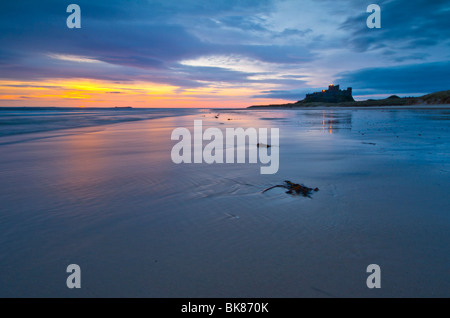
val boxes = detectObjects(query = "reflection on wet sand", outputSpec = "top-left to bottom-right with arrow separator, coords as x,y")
320,110 -> 353,134
1,107 -> 450,298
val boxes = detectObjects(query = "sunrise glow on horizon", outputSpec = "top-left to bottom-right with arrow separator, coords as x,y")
0,78 -> 291,108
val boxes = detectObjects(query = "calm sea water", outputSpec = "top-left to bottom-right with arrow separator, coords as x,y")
0,107 -> 200,137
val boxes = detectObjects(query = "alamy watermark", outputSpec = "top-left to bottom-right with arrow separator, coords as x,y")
171,120 -> 279,175
66,4 -> 81,29
66,264 -> 81,289
366,264 -> 381,289
366,4 -> 381,29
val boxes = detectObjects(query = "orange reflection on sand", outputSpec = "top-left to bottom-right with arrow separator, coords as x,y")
59,130 -> 108,190
322,111 -> 333,134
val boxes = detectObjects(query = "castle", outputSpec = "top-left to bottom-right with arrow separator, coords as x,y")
302,84 -> 354,103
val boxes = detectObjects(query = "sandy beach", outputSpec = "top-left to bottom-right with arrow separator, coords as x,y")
0,107 -> 449,297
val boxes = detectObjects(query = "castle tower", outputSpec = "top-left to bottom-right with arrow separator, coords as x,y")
302,84 -> 354,103
328,84 -> 340,91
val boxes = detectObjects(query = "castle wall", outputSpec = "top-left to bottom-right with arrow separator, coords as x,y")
303,85 -> 354,103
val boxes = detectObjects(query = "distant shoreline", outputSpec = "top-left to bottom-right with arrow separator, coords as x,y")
249,90 -> 450,109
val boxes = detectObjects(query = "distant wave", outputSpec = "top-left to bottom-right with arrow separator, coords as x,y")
0,107 -> 200,138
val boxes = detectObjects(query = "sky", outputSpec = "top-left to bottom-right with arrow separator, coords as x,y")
0,0 -> 449,108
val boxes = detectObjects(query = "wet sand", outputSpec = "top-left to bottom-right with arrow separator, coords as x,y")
0,107 -> 449,297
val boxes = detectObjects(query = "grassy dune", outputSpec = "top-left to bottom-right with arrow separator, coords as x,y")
249,90 -> 450,108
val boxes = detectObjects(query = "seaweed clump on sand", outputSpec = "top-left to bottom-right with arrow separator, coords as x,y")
262,180 -> 319,197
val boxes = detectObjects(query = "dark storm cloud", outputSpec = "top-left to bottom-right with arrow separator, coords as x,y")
339,0 -> 450,54
219,15 -> 269,32
235,44 -> 314,64
253,88 -> 314,100
175,65 -> 258,83
272,28 -> 313,38
336,61 -> 450,94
